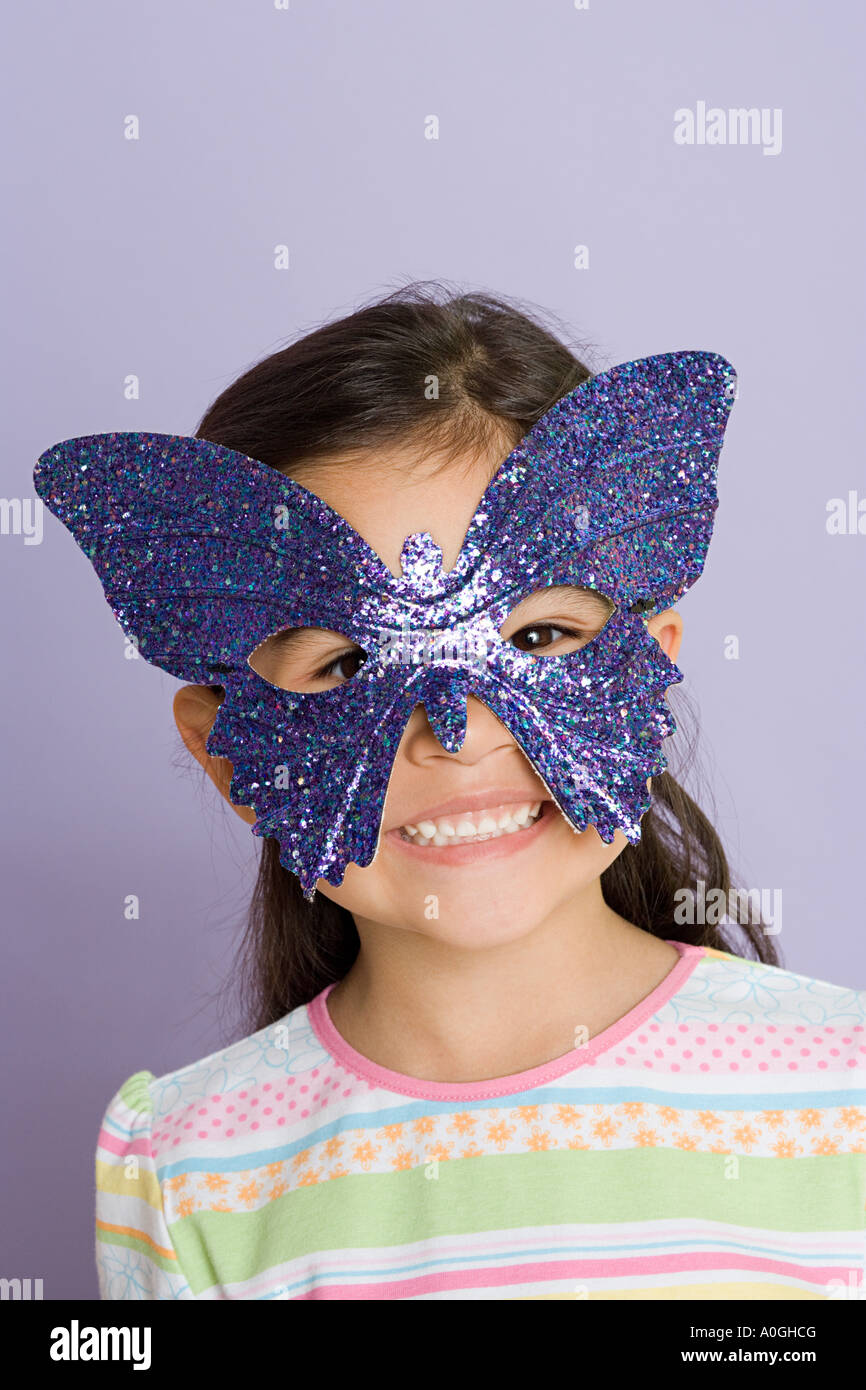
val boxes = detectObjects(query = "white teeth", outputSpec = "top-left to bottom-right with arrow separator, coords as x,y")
398,801 -> 545,846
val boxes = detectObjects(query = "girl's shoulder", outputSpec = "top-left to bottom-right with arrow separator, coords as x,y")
669,940 -> 866,1040
99,998 -> 328,1127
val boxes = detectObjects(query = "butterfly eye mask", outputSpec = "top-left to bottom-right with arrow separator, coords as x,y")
34,349 -> 737,901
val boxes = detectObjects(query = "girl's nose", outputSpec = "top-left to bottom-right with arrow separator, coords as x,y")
400,687 -> 519,765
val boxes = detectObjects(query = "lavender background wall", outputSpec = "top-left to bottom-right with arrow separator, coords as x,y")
3,1 -> 864,1298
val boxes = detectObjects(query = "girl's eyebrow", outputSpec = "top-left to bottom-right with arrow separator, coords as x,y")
512,585 -> 614,614
265,627 -> 351,652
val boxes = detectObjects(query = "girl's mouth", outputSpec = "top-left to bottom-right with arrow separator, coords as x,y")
385,798 -> 556,865
400,799 -> 543,845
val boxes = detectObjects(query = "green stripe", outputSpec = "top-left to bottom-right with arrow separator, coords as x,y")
96,1225 -> 179,1275
167,1147 -> 866,1295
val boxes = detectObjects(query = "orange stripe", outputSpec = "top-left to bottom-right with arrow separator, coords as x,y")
96,1219 -> 177,1261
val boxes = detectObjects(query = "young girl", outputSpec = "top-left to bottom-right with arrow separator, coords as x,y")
36,283 -> 865,1301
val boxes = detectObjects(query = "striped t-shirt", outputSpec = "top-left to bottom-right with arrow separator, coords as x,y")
95,939 -> 866,1300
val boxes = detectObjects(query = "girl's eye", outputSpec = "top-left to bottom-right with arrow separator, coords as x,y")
509,623 -> 588,654
314,648 -> 368,682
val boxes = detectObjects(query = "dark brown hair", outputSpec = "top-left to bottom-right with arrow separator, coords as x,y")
193,278 -> 780,1035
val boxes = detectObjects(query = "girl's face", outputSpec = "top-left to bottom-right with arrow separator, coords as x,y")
177,438 -> 683,946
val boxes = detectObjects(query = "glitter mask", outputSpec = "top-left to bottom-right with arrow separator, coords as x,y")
34,349 -> 736,900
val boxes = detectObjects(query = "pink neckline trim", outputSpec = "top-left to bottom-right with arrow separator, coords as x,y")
306,939 -> 706,1101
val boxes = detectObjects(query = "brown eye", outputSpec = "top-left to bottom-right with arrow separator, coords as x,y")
314,649 -> 368,682
510,623 -> 579,653
248,627 -> 368,692
500,584 -> 615,657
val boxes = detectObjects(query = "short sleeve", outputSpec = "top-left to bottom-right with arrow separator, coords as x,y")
94,1069 -> 193,1300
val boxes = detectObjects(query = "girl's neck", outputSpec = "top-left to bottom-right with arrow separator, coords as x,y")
325,896 -> 681,1085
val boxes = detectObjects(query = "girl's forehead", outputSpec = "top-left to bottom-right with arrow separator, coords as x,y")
289,445 -> 506,580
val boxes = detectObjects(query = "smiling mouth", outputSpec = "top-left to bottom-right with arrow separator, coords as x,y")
397,800 -> 544,847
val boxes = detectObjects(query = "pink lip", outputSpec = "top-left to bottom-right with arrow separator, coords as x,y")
384,797 -> 558,866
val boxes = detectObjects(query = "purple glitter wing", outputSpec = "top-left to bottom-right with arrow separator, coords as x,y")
32,430 -> 398,684
437,347 -> 736,610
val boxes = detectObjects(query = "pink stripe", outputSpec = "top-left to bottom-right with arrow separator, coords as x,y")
296,1251 -> 851,1300
97,1127 -> 150,1158
307,939 -> 705,1100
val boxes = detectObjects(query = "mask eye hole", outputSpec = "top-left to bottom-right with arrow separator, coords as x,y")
248,626 -> 369,692
500,585 -> 615,657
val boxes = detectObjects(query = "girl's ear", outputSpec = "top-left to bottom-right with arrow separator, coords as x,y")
645,607 -> 683,664
173,685 -> 257,825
